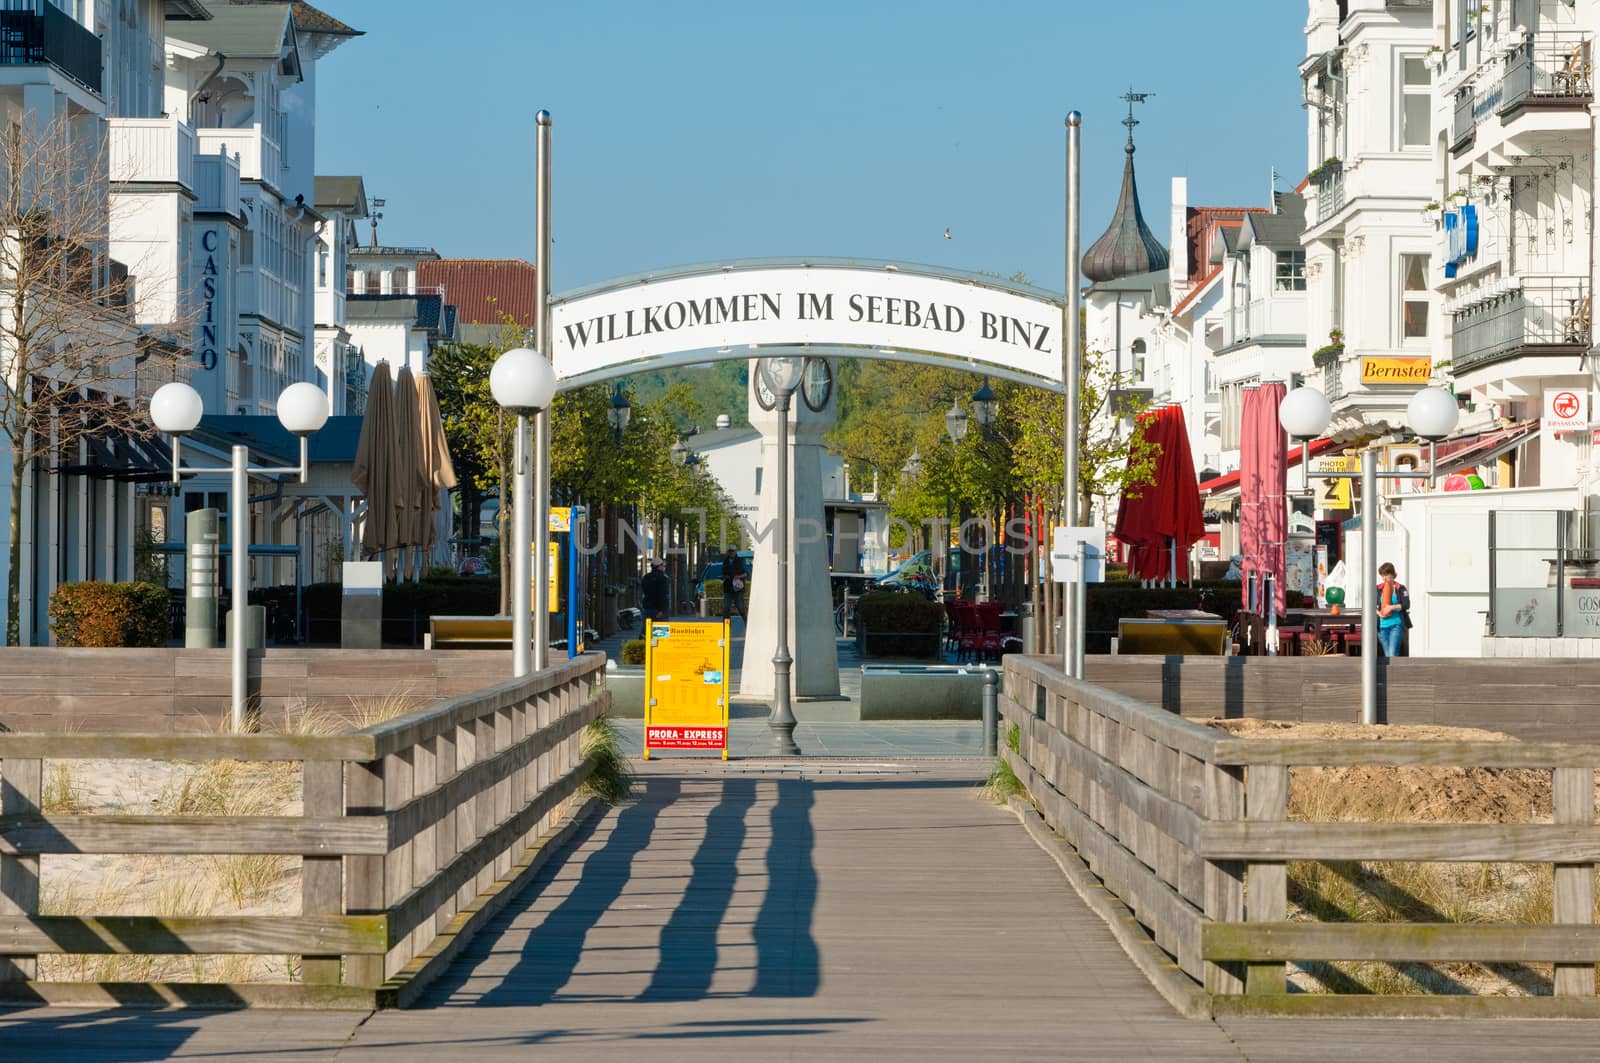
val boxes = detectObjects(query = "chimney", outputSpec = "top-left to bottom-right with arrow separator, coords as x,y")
1169,176 -> 1189,292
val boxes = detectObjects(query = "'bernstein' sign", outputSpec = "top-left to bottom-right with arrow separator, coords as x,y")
1360,357 -> 1432,385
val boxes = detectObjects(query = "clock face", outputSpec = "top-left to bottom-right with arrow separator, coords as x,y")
754,368 -> 777,410
801,358 -> 832,411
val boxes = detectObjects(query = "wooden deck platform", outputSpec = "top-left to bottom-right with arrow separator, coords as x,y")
4,761 -> 1600,1060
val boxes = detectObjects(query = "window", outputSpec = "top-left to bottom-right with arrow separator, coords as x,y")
1401,57 -> 1430,149
392,267 -> 408,294
317,249 -> 328,288
1130,338 -> 1146,382
1400,254 -> 1430,340
1274,250 -> 1306,292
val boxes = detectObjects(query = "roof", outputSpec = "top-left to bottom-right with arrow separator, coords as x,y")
1087,267 -> 1169,297
346,293 -> 451,334
1082,139 -> 1169,283
1242,195 -> 1306,249
175,3 -> 296,60
686,426 -> 759,451
193,415 -> 363,465
165,0 -> 213,19
418,259 -> 537,326
226,0 -> 362,36
314,175 -> 367,215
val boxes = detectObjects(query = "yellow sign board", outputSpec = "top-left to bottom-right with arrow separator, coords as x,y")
548,541 -> 560,612
1316,456 -> 1352,510
643,620 -> 730,760
549,506 -> 571,533
1360,356 -> 1432,385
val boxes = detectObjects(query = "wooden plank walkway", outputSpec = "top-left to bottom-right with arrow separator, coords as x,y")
5,762 -> 1600,1060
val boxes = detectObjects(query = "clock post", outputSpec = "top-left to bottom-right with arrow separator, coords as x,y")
739,355 -> 842,703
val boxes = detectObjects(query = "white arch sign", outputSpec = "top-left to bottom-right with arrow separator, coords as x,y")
550,259 -> 1065,391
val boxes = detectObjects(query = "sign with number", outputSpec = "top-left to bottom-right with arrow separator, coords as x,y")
644,620 -> 730,760
1543,388 -> 1588,436
1316,456 -> 1352,509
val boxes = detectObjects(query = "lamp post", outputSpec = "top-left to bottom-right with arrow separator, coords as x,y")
1278,384 -> 1458,724
608,383 -> 631,444
490,347 -> 559,678
151,381 -> 329,732
944,399 -> 969,595
1063,110 -> 1083,677
760,354 -> 806,754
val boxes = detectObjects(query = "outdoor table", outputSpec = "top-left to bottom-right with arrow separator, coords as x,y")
1146,608 -> 1221,622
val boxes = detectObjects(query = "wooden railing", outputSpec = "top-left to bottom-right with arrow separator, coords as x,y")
1001,654 -> 1600,1015
0,652 -> 606,1008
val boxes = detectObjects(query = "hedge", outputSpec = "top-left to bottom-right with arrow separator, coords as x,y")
262,575 -> 501,646
855,589 -> 943,659
621,639 -> 646,665
49,581 -> 171,647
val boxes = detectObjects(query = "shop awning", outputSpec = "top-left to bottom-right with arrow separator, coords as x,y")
56,427 -> 173,482
1434,420 -> 1537,476
1198,438 -> 1339,497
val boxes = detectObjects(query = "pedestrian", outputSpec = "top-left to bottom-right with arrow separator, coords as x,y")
641,557 -> 671,631
721,548 -> 747,620
1376,561 -> 1410,657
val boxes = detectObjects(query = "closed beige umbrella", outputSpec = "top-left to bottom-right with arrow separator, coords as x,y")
415,373 -> 458,563
392,367 -> 426,579
351,361 -> 395,557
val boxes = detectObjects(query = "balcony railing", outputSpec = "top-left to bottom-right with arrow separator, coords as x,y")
1312,161 -> 1344,225
192,148 -> 241,215
1450,277 -> 1590,373
195,127 -> 282,192
1452,86 -> 1474,151
109,117 -> 195,191
0,0 -> 102,94
1501,33 -> 1592,114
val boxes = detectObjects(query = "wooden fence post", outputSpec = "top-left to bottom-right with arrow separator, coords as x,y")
1245,763 -> 1288,995
0,758 -> 42,982
383,748 -> 416,979
1204,763 -> 1246,995
344,756 -> 386,988
301,759 -> 343,985
1552,765 -> 1596,997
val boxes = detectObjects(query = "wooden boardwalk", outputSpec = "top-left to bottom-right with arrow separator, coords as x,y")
5,762 -> 1600,1060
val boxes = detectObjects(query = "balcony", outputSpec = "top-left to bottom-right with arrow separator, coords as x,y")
0,0 -> 102,95
1501,33 -> 1592,115
192,148 -> 240,215
1450,278 -> 1589,374
196,127 -> 282,193
1311,160 -> 1344,225
109,117 -> 195,191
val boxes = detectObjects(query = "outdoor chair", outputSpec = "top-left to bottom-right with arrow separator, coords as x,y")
1555,41 -> 1592,97
1566,293 -> 1591,343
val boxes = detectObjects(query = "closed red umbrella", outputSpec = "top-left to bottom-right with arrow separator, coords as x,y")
1117,405 -> 1205,583
1239,383 -> 1288,616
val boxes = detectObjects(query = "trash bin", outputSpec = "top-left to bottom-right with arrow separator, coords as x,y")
1018,603 -> 1037,654
223,605 -> 266,649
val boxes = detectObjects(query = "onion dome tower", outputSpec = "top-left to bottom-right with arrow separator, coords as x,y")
1082,89 -> 1169,283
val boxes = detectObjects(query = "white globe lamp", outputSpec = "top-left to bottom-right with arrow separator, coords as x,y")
1406,386 -> 1459,441
150,381 -> 204,436
760,355 -> 805,398
1279,386 -> 1333,440
490,347 -> 558,413
275,382 -> 330,436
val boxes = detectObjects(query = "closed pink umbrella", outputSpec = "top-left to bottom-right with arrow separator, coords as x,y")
1239,382 -> 1288,617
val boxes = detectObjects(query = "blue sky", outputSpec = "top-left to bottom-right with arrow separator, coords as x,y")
315,2 -> 1307,295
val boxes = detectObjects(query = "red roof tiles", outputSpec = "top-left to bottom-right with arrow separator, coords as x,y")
417,259 -> 537,327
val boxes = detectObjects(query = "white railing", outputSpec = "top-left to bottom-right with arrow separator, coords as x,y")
1246,295 -> 1306,339
108,116 -> 195,191
192,149 -> 241,215
195,126 -> 282,191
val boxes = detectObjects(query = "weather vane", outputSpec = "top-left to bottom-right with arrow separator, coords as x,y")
1121,87 -> 1154,150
